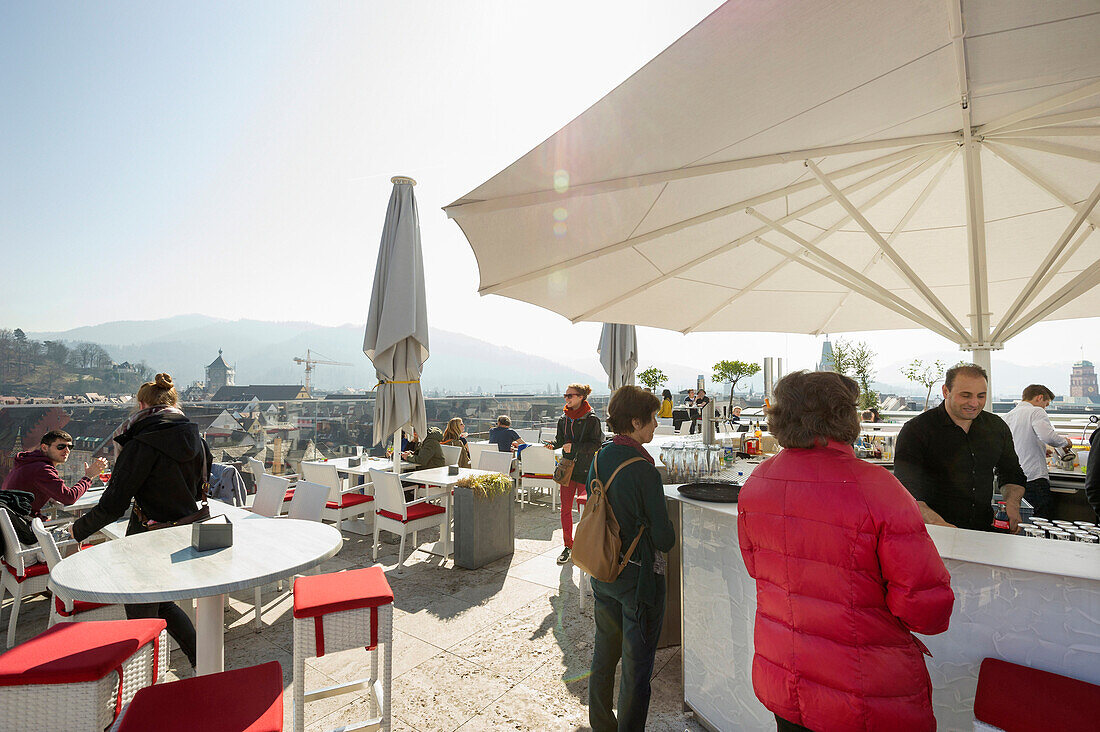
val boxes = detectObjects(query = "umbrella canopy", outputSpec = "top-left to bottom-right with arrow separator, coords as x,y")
364,177 -> 429,446
445,0 -> 1100,376
598,323 -> 638,391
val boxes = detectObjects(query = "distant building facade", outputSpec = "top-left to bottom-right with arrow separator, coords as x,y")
211,384 -> 310,401
205,350 -> 235,394
818,340 -> 835,372
1070,359 -> 1098,400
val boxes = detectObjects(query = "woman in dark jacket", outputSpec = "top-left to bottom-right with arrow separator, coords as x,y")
71,373 -> 211,669
588,385 -> 675,731
545,382 -> 603,565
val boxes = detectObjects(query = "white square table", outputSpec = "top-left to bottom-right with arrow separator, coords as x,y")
399,467 -> 503,557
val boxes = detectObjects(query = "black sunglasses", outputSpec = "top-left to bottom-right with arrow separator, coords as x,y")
563,393 -> 580,398
54,443 -> 74,451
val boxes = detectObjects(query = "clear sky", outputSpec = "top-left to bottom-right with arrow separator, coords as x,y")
1,1 -> 1097,393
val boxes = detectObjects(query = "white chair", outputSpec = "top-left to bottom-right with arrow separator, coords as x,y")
286,481 -> 330,524
300,462 -> 374,535
246,456 -> 265,479
369,469 -> 447,568
478,450 -> 514,475
251,473 -> 291,519
515,428 -> 540,444
30,518 -> 124,627
0,509 -> 50,647
466,442 -> 489,471
518,445 -> 558,510
440,444 -> 462,466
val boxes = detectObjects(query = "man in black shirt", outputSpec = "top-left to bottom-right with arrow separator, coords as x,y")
894,363 -> 1027,532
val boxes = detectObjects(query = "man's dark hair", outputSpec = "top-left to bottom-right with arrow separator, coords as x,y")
40,429 -> 72,447
767,371 -> 860,449
944,362 -> 988,390
497,415 -> 511,427
606,385 -> 661,434
1022,384 -> 1055,402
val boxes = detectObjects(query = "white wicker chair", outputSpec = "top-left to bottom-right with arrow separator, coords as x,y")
0,619 -> 168,732
440,444 -> 462,466
517,445 -> 558,510
300,462 -> 374,535
0,509 -> 49,648
477,450 -> 514,475
286,481 -> 330,523
29,519 -> 125,628
369,469 -> 447,567
292,567 -> 393,732
466,442 -> 489,471
515,428 -> 541,444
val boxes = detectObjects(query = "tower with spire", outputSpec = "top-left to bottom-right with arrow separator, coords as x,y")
205,349 -> 235,394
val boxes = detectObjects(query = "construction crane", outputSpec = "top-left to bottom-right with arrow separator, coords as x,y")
292,349 -> 351,396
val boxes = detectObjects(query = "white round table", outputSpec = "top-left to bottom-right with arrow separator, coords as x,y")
49,518 -> 342,675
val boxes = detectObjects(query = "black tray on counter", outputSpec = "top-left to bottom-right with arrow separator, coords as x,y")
677,481 -> 741,503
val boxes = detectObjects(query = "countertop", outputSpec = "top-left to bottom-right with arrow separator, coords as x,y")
665,485 -> 1100,582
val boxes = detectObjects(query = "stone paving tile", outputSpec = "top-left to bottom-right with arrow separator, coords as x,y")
391,651 -> 516,732
446,596 -> 565,683
479,548 -> 540,574
458,680 -> 590,731
393,593 -> 507,650
449,574 -> 552,617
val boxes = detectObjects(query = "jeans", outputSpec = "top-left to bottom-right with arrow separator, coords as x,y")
1024,478 -> 1052,519
126,602 -> 197,669
559,481 -> 586,548
589,568 -> 666,731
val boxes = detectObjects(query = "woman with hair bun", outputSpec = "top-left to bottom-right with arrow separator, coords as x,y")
71,372 -> 212,669
545,382 -> 603,565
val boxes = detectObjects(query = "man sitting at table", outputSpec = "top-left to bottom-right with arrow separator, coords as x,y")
1,429 -> 107,518
402,426 -> 446,469
488,415 -> 522,452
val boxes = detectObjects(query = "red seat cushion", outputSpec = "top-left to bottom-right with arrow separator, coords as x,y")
1,559 -> 48,582
975,657 -> 1100,732
293,566 -> 394,619
54,595 -> 112,617
325,492 -> 374,510
281,488 -> 295,501
0,619 -> 165,686
376,502 -> 445,523
521,473 -> 555,480
118,661 -> 283,732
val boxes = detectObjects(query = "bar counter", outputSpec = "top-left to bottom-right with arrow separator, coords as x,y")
666,486 -> 1100,732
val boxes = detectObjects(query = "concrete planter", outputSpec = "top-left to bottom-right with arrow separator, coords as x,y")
453,485 -> 515,569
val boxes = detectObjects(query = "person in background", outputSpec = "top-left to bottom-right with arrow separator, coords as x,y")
488,415 -> 522,453
738,370 -> 953,731
400,430 -> 419,453
70,373 -> 210,670
689,388 -> 711,435
673,389 -> 695,433
730,406 -> 743,423
588,385 -> 675,732
893,363 -> 1027,532
440,417 -> 471,468
1085,424 -> 1099,522
403,426 -> 446,470
2,429 -> 107,518
546,383 -> 603,565
1003,384 -> 1071,519
657,389 -> 673,418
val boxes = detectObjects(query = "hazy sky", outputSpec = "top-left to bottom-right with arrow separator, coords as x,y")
2,1 -> 1097,391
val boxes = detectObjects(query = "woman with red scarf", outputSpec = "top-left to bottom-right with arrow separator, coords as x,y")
545,382 -> 604,565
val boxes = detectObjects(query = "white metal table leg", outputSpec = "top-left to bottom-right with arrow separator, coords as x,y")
195,593 -> 225,676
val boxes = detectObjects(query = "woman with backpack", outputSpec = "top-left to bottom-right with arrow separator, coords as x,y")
545,383 -> 604,565
586,385 -> 675,731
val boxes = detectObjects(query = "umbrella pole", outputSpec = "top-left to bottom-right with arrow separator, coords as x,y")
393,430 -> 402,474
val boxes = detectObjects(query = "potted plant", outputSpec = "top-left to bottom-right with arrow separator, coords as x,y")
452,472 -> 516,569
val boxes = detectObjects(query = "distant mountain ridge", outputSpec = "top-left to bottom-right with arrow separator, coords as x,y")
28,315 -> 605,393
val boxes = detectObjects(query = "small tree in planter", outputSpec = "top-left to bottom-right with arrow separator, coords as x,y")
452,473 -> 516,568
712,360 -> 761,416
638,366 -> 668,393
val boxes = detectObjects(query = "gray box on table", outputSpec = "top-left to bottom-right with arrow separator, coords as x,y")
191,517 -> 233,551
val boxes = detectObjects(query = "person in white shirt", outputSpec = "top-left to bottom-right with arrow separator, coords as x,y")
1002,384 -> 1070,519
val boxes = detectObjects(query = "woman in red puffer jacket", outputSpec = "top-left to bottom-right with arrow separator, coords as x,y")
738,371 -> 954,732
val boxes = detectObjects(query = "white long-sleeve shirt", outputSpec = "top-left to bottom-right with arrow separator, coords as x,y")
1002,401 -> 1069,482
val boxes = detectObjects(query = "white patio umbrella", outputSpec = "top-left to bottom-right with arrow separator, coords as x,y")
364,176 -> 429,471
598,323 -> 638,392
445,0 -> 1100,394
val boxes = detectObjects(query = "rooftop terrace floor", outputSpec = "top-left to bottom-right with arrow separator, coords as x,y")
6,502 -> 703,731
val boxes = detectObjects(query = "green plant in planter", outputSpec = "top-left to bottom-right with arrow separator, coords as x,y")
455,472 -> 514,499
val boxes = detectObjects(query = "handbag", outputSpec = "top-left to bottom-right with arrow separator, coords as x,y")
552,457 -> 575,486
132,446 -> 213,531
570,452 -> 648,583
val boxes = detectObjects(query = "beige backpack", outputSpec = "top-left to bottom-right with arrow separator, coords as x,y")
571,453 -> 648,583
